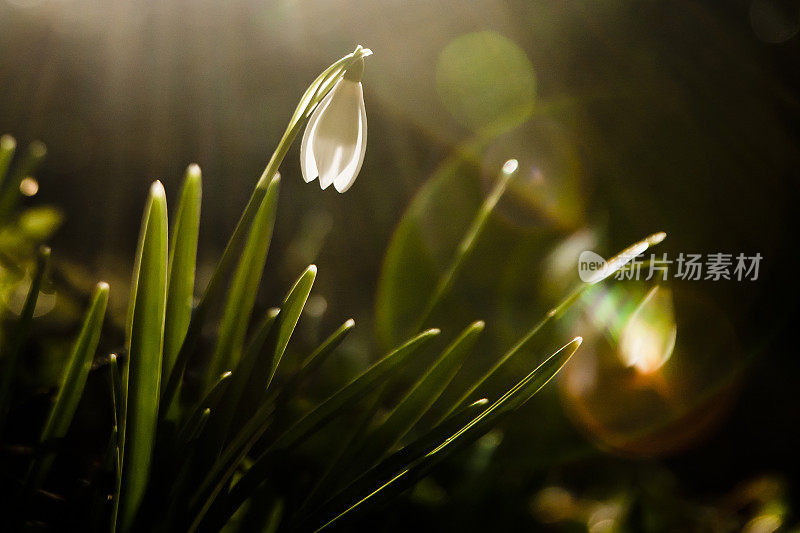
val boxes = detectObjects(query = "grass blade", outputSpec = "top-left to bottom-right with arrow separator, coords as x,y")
234,265 -> 316,422
160,172 -> 278,414
270,318 -> 355,408
0,245 -> 49,437
296,399 -> 489,530
414,162 -> 517,332
313,338 -> 582,531
360,321 -> 484,465
194,329 -> 440,532
176,371 -> 232,452
115,182 -> 168,533
108,354 -> 122,476
203,173 -> 280,391
163,164 -> 202,390
28,281 -> 109,489
448,231 -> 667,414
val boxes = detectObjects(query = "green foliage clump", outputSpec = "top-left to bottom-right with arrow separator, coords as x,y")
0,47 -> 665,532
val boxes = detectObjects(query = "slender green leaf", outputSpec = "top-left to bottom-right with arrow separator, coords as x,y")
160,172 -> 277,415
297,398 -> 489,530
197,329 -> 441,532
163,164 -> 202,388
234,265 -> 316,422
0,245 -> 49,437
28,281 -> 109,488
115,181 -> 168,533
313,338 -> 582,531
414,161 -> 517,332
270,318 -> 355,408
364,320 -> 484,462
203,174 -> 280,391
108,353 -> 122,475
176,371 -> 232,452
448,231 -> 667,414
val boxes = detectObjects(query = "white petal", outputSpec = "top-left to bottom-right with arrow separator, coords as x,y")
334,87 -> 367,193
300,81 -> 340,183
310,80 -> 362,190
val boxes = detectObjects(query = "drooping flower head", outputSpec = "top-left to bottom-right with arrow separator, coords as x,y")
300,57 -> 368,193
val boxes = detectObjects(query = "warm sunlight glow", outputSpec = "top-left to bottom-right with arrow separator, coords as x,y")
619,285 -> 676,374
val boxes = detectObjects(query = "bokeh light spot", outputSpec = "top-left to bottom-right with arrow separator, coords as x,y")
619,285 -> 677,374
436,31 -> 536,134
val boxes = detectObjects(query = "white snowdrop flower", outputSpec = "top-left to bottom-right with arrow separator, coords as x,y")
300,58 -> 367,193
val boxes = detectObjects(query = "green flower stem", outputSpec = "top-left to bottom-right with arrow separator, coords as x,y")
159,46 -> 371,418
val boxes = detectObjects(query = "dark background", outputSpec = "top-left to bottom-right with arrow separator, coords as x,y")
1,0 -> 799,530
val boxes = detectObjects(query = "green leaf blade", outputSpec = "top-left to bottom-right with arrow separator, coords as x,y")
163,164 -> 202,388
314,338 -> 582,532
115,182 -> 169,533
198,329 -> 440,532
203,174 -> 280,391
30,281 -> 109,488
363,320 -> 484,462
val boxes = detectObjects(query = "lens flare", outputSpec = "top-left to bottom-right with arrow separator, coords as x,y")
619,286 -> 676,374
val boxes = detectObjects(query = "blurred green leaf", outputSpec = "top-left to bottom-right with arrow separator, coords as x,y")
0,140 -> 46,225
28,281 -> 109,489
163,164 -> 202,390
0,245 -> 48,437
17,206 -> 63,241
449,231 -> 667,413
415,159 -> 516,331
375,148 -> 484,348
115,182 -> 168,533
0,135 -> 17,189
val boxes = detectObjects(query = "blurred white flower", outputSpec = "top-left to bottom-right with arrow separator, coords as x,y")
300,59 -> 367,193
